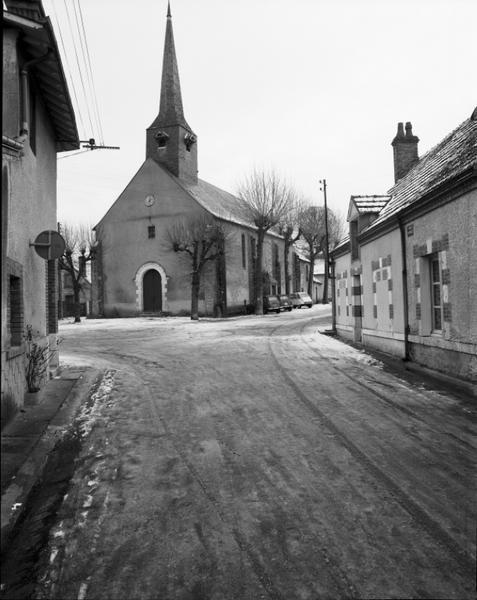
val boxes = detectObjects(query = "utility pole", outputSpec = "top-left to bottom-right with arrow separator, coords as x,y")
319,179 -> 337,334
319,179 -> 330,305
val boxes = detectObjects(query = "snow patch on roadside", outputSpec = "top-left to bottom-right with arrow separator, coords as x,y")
75,370 -> 116,438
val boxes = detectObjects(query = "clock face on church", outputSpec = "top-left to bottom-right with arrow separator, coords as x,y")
144,195 -> 155,207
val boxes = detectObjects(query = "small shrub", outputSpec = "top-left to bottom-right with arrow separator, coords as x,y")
24,325 -> 60,393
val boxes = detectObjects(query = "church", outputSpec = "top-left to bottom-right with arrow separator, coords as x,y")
92,4 -> 300,318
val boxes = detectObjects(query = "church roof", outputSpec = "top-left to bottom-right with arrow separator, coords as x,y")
180,177 -> 282,238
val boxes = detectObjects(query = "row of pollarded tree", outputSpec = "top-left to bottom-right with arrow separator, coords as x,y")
59,169 -> 344,322
167,169 -> 344,319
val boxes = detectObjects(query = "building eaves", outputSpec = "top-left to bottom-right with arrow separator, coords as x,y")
3,9 -> 79,151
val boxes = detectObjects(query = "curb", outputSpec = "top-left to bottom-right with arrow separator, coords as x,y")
0,368 -> 102,555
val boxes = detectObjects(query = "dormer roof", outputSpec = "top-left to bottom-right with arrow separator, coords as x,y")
347,195 -> 390,222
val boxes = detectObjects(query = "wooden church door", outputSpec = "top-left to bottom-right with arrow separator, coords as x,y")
143,269 -> 162,313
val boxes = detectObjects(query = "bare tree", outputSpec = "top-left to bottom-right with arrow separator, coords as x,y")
58,223 -> 96,323
278,198 -> 304,295
297,205 -> 326,299
237,169 -> 295,314
322,210 -> 346,303
168,214 -> 227,320
298,206 -> 345,302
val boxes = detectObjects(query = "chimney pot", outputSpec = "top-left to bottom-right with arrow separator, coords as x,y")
392,120 -> 419,183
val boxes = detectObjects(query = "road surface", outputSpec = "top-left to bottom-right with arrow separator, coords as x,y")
26,307 -> 477,598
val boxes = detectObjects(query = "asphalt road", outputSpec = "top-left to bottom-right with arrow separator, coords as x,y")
34,307 -> 476,599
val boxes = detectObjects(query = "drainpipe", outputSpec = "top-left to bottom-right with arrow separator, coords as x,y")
17,49 -> 52,141
398,218 -> 410,361
330,255 -> 337,333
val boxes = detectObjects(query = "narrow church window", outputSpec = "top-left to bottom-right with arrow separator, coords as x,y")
148,225 -> 156,239
241,234 -> 246,268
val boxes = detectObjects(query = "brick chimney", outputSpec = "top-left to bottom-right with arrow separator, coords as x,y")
391,121 -> 419,182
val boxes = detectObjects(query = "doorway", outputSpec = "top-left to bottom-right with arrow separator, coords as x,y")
143,269 -> 162,313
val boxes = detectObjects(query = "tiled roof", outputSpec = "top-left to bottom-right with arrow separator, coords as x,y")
333,112 -> 477,253
367,114 -> 477,231
182,178 -> 283,238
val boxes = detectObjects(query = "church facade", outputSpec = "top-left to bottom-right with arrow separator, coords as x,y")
92,5 -> 297,318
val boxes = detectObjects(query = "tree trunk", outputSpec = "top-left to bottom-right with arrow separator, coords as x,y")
284,242 -> 290,295
191,271 -> 200,320
73,281 -> 82,323
254,229 -> 265,315
307,252 -> 316,299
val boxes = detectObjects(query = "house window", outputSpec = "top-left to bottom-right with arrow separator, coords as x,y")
148,225 -> 156,239
241,234 -> 246,268
430,254 -> 442,331
9,275 -> 23,346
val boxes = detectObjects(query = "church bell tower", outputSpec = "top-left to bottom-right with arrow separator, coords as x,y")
146,2 -> 198,182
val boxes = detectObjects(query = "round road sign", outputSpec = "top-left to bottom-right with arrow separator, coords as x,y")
31,230 -> 66,260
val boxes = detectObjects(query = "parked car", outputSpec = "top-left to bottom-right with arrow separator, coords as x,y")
263,295 -> 281,313
290,292 -> 313,308
278,294 -> 293,311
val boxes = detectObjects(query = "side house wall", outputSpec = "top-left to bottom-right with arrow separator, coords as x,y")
360,229 -> 406,357
334,227 -> 405,357
405,191 -> 477,381
2,30 -> 58,424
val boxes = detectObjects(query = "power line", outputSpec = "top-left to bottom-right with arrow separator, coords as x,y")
72,0 -> 104,146
51,0 -> 86,138
77,0 -> 105,146
63,0 -> 95,138
57,149 -> 91,159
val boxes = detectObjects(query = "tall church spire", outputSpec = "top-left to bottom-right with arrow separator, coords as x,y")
146,1 -> 198,182
157,0 -> 189,129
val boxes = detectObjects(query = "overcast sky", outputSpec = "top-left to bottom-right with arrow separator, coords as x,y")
43,0 -> 477,227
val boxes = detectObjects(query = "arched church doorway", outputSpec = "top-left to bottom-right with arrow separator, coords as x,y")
143,269 -> 162,313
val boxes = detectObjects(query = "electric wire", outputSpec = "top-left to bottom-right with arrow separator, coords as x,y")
77,0 -> 105,145
73,0 -> 104,146
50,0 -> 86,138
63,0 -> 96,139
57,149 -> 92,159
